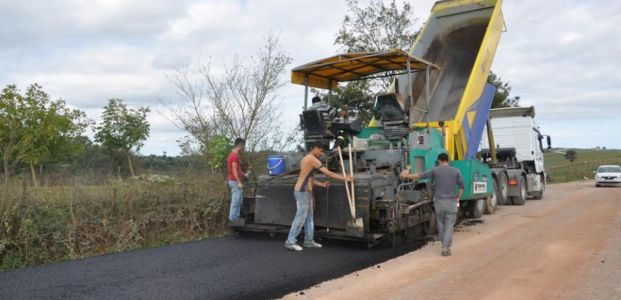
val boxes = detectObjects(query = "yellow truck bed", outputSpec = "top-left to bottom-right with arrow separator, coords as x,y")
406,0 -> 504,160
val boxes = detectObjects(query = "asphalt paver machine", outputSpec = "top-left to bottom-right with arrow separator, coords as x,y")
235,0 -> 506,248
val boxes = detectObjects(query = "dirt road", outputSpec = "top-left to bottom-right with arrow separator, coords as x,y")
285,181 -> 621,300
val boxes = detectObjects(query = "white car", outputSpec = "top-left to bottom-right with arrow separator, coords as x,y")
594,165 -> 621,187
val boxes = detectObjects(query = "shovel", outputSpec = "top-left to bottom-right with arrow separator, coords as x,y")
337,146 -> 364,237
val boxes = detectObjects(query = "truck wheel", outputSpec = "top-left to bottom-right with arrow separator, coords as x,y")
468,199 -> 485,219
484,178 -> 498,214
511,176 -> 527,205
531,174 -> 545,200
496,173 -> 509,205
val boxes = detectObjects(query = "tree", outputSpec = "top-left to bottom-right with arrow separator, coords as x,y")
336,0 -> 418,54
564,150 -> 577,165
321,81 -> 375,123
164,66 -> 218,153
164,33 -> 293,152
0,84 -> 88,186
488,71 -> 520,108
0,85 -> 28,185
330,0 -> 418,118
206,135 -> 231,171
94,99 -> 150,177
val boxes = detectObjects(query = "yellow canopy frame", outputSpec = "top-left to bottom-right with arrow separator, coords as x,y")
291,49 -> 438,89
290,49 -> 439,109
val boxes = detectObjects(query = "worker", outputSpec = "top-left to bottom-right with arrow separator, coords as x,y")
227,138 -> 246,222
285,142 -> 354,251
400,153 -> 464,256
309,96 -> 334,119
333,109 -> 350,123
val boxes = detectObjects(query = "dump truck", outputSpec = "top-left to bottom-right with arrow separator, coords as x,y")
233,0 -> 539,247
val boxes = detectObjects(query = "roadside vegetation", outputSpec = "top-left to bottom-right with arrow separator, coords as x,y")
0,32 -> 291,270
545,149 -> 621,183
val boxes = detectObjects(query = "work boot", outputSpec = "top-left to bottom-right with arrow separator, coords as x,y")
442,249 -> 451,257
285,243 -> 303,251
303,241 -> 322,248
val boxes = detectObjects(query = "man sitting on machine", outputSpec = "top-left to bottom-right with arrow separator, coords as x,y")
309,96 -> 335,120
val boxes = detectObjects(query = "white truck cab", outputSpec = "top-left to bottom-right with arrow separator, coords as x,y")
480,106 -> 551,204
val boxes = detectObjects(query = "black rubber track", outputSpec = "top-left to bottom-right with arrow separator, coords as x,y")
0,232 -> 426,300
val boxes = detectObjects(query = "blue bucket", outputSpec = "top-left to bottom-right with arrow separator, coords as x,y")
267,155 -> 286,176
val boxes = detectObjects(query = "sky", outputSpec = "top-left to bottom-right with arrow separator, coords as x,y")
1,0 -> 620,155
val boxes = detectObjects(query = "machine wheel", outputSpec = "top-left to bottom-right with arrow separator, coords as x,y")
496,173 -> 509,205
468,199 -> 485,219
425,210 -> 438,238
511,176 -> 527,205
484,178 -> 499,214
383,232 -> 398,248
531,175 -> 545,200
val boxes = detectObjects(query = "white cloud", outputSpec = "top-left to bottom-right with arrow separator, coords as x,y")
1,0 -> 620,156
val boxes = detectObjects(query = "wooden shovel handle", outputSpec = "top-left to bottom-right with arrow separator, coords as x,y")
336,146 -> 355,218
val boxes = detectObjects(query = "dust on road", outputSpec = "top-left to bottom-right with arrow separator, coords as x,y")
285,181 -> 621,300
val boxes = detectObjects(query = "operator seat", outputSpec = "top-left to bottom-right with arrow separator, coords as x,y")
300,109 -> 332,151
376,93 -> 409,140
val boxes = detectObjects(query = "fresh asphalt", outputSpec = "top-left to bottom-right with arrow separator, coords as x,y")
0,232 -> 425,299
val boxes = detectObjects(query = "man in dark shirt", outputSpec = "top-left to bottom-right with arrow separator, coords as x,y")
227,138 -> 246,222
400,153 -> 464,256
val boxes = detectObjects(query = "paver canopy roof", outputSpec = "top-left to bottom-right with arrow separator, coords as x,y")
291,49 -> 439,89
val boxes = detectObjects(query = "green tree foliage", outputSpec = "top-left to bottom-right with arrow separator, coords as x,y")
322,81 -> 375,123
488,71 -> 520,108
564,149 -> 577,165
206,135 -> 232,170
0,84 -> 88,185
335,0 -> 418,53
330,0 -> 418,121
94,99 -> 150,177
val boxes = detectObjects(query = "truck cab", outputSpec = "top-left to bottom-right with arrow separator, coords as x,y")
481,106 -> 551,204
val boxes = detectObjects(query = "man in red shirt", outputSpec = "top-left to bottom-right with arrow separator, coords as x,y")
227,138 -> 246,222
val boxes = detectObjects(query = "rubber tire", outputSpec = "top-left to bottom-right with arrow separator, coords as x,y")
496,173 -> 509,205
426,210 -> 438,237
511,176 -> 527,205
532,175 -> 545,200
484,178 -> 499,214
595,184 -> 601,187
469,198 -> 485,219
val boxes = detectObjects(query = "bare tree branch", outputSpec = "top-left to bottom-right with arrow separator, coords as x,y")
162,33 -> 293,153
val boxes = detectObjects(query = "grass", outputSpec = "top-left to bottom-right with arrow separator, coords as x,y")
0,174 -> 232,271
0,151 -> 269,272
545,149 -> 621,183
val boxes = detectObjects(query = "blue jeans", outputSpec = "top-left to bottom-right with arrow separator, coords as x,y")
286,191 -> 314,245
228,181 -> 244,221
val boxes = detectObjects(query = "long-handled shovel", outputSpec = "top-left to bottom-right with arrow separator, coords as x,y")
336,146 -> 364,237
347,145 -> 364,236
336,146 -> 354,215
